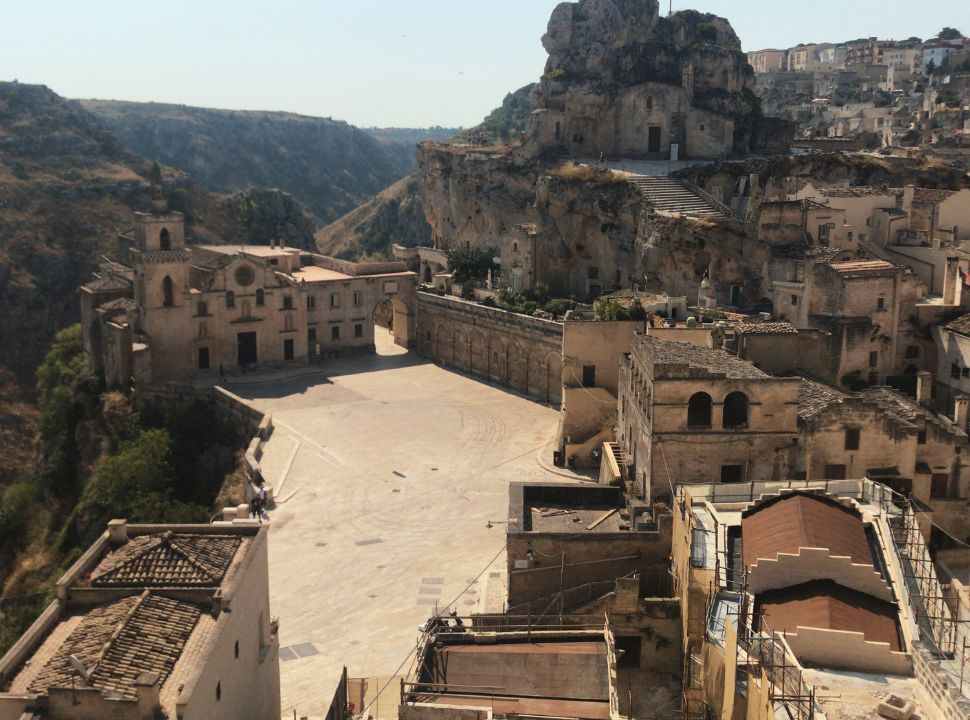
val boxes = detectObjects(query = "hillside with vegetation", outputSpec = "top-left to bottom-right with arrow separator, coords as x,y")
0,326 -> 246,652
0,82 -> 323,640
315,88 -> 534,259
81,99 -> 423,224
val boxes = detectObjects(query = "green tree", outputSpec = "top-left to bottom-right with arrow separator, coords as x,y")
448,247 -> 495,283
938,27 -> 963,40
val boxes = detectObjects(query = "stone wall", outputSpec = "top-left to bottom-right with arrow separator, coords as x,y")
415,291 -> 563,404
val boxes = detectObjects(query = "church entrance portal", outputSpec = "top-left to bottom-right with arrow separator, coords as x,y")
237,331 -> 258,366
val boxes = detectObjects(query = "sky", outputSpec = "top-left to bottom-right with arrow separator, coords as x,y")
0,0 -> 963,128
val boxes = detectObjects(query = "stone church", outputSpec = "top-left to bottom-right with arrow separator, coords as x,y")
80,187 -> 415,386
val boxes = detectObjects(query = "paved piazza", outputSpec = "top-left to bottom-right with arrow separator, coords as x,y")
232,331 -> 575,719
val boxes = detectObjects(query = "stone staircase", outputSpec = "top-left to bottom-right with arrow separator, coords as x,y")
627,174 -> 730,221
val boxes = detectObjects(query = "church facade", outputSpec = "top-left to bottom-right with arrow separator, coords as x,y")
80,190 -> 416,386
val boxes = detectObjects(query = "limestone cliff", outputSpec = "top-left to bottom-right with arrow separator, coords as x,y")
526,0 -> 785,158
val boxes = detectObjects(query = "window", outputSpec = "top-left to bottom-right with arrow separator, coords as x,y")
307,295 -> 316,311
234,640 -> 239,659
687,392 -> 713,428
330,293 -> 340,308
256,289 -> 264,307
953,363 -> 962,380
354,323 -> 363,338
824,464 -> 847,480
844,427 -> 860,451
198,347 -> 210,370
353,291 -> 361,306
241,300 -> 251,318
162,276 -> 174,307
284,314 -> 294,331
283,295 -> 293,310
226,291 -> 235,309
905,345 -> 919,359
646,95 -> 653,111
216,682 -> 221,702
513,241 -> 519,253
331,325 -> 341,340
587,266 -> 599,280
876,297 -> 885,311
722,392 -> 749,428
791,294 -> 799,305
159,228 -> 171,250
931,473 -> 949,499
720,465 -> 744,483
198,322 -> 207,339
283,338 -> 294,361
869,351 -> 878,368
582,364 -> 596,387
859,233 -> 867,243
917,428 -> 927,445
197,301 -> 208,316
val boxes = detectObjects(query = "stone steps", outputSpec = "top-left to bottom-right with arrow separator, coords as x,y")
627,175 -> 728,220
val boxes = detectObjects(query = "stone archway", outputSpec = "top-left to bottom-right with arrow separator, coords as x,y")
453,327 -> 470,371
508,343 -> 528,394
488,336 -> 507,385
470,331 -> 487,378
373,296 -> 413,349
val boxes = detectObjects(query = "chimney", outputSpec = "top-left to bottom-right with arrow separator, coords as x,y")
280,237 -> 285,249
134,671 -> 161,717
955,396 -> 969,431
903,184 -> 915,214
943,256 -> 960,306
916,371 -> 933,406
107,519 -> 128,546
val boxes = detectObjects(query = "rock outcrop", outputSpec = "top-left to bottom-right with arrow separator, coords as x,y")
524,0 -> 789,158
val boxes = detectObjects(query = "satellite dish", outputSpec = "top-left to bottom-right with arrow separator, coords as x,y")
69,654 -> 92,682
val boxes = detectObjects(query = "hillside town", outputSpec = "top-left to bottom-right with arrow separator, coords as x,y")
3,2 -> 970,720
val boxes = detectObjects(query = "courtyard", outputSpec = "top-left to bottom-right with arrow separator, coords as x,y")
232,330 -> 576,718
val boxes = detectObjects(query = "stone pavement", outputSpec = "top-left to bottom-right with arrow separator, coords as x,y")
232,331 -> 578,719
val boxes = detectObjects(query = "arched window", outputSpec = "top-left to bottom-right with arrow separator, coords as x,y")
646,95 -> 653,111
723,391 -> 749,429
226,290 -> 235,309
687,392 -> 712,428
159,228 -> 171,250
423,265 -> 432,283
162,276 -> 174,307
256,289 -> 264,307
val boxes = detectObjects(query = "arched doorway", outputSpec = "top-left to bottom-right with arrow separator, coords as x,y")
372,296 -> 413,353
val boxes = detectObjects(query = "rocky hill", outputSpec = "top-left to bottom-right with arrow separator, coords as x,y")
0,83 -> 320,483
81,100 -> 420,224
314,174 -> 431,260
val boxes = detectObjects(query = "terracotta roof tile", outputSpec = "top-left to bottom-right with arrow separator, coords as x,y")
91,533 -> 242,588
636,334 -> 767,380
943,313 -> 970,338
736,321 -> 797,336
28,592 -> 202,701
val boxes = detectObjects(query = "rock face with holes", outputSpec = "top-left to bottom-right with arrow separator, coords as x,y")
524,0 -> 786,159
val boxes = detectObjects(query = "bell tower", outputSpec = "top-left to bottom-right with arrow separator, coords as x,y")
130,173 -> 192,380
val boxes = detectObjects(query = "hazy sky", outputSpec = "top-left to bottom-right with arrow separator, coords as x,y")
0,1 -> 963,128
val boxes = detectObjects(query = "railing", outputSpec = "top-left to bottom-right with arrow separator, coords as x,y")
679,179 -> 748,223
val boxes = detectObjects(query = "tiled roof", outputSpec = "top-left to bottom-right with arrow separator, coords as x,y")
912,188 -> 957,204
602,288 -> 669,308
804,246 -> 848,263
819,186 -> 895,198
28,592 -> 202,701
797,377 -> 846,420
82,275 -> 131,293
827,259 -> 896,277
189,246 -> 236,270
637,334 -> 767,379
943,313 -> 970,338
736,321 -> 797,336
97,297 -> 136,314
91,533 -> 242,588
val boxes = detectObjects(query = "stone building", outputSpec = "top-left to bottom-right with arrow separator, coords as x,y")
81,195 -> 415,386
674,480 -> 970,719
0,519 -> 279,720
933,313 -> 970,419
616,334 -> 801,501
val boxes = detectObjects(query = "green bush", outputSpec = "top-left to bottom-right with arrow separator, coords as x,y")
697,23 -> 718,43
449,247 -> 495,282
